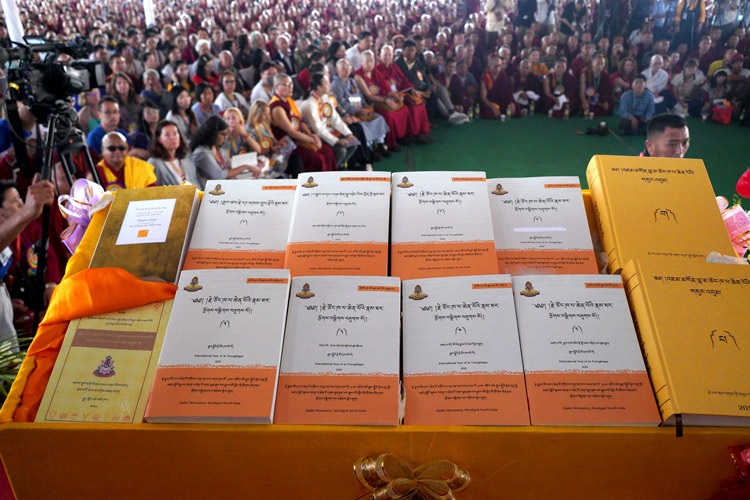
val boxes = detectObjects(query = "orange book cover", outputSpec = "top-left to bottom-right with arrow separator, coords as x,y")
622,258 -> 750,427
184,179 -> 297,270
512,274 -> 660,426
585,155 -> 735,274
274,276 -> 401,425
401,275 -> 529,425
486,176 -> 598,275
284,171 -> 391,277
144,269 -> 290,423
35,300 -> 173,424
89,185 -> 200,283
390,171 -> 498,280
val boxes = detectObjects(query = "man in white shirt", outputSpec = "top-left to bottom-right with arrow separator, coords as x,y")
641,54 -> 675,112
345,31 -> 373,72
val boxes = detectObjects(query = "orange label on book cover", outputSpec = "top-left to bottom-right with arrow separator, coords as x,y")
274,374 -> 399,425
357,286 -> 400,293
496,249 -> 598,275
452,177 -> 486,182
184,249 -> 285,269
471,282 -> 513,289
524,371 -> 659,425
246,277 -> 289,284
262,185 -> 296,190
544,183 -> 582,189
403,373 -> 529,425
585,282 -> 624,289
391,241 -> 497,280
284,242 -> 387,277
137,229 -> 149,238
340,177 -> 391,182
147,366 -> 278,419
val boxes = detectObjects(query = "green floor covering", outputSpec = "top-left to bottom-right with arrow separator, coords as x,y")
373,114 -> 750,203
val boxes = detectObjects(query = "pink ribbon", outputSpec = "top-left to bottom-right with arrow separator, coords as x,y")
57,179 -> 109,254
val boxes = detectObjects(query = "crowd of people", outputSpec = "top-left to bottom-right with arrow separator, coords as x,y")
1,0 -> 749,341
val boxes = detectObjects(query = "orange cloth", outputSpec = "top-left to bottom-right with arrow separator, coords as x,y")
1,267 -> 176,422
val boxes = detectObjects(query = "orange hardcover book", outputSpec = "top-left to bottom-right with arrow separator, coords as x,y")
512,274 -> 660,426
486,176 -> 598,275
89,185 -> 200,283
274,276 -> 401,425
145,269 -> 290,423
184,179 -> 297,270
401,275 -> 529,425
390,171 -> 498,280
35,300 -> 173,424
284,171 -> 391,277
622,258 -> 750,428
585,155 -> 735,274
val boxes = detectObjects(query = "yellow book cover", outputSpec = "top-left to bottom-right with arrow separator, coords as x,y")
89,185 -> 200,283
622,258 -> 750,428
35,300 -> 173,424
586,155 -> 734,274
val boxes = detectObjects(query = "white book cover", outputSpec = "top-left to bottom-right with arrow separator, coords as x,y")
145,268 -> 291,423
184,179 -> 296,269
274,275 -> 401,425
486,176 -> 598,275
390,171 -> 498,280
285,171 -> 391,277
511,274 -> 659,426
401,275 -> 529,425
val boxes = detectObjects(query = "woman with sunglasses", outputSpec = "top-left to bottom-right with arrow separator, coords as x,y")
190,115 -> 261,189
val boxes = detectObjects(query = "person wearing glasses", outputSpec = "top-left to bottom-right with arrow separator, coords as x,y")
86,97 -> 131,158
96,132 -> 158,191
191,116 -> 261,189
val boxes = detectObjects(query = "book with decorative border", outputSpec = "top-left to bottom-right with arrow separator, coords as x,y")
35,300 -> 173,424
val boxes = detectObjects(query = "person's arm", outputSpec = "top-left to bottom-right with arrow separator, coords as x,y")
580,72 -> 589,110
300,99 -> 340,146
0,177 -> 55,250
271,106 -> 318,146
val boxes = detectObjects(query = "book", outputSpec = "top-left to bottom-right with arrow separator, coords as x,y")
35,300 -> 173,424
89,185 -> 200,283
230,151 -> 258,169
390,171 -> 498,280
274,276 -> 401,425
512,274 -> 660,426
622,258 -> 750,428
486,176 -> 598,275
284,171 -> 391,277
401,275 -> 529,425
144,269 -> 291,423
586,155 -> 735,274
184,179 -> 297,270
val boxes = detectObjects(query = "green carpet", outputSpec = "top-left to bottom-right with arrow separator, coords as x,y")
374,114 -> 749,203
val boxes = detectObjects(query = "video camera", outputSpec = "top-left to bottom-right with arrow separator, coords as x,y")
0,35 -> 105,121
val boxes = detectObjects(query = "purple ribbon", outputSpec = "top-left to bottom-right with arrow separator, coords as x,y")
58,179 -> 108,254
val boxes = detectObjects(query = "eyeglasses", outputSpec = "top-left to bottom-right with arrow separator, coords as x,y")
106,145 -> 127,152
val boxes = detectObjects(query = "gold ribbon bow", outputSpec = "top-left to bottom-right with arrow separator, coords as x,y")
354,453 -> 470,500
